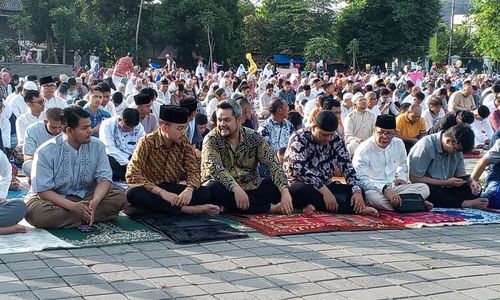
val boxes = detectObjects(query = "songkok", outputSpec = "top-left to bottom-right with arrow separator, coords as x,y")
134,93 -> 151,105
343,92 -> 353,100
353,92 -> 364,101
39,76 -> 55,86
180,97 -> 198,113
26,75 -> 37,82
314,110 -> 338,132
375,114 -> 396,130
159,105 -> 189,124
23,81 -> 38,91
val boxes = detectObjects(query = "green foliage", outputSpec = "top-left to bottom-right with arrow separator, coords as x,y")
333,0 -> 441,65
0,38 -> 16,60
470,0 -> 500,61
303,37 -> 336,62
429,22 -> 472,64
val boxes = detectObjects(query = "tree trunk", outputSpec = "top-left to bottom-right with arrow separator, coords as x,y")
62,37 -> 66,64
18,29 -> 21,56
44,30 -> 52,63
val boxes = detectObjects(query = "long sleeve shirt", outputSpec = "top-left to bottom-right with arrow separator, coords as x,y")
99,116 -> 145,166
126,129 -> 200,192
258,116 -> 294,152
284,128 -> 362,193
448,91 -> 475,112
31,135 -> 112,198
344,110 -> 376,143
352,136 -> 408,193
201,126 -> 288,192
0,151 -> 11,199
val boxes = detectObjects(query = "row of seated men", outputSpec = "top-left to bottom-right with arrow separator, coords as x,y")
1,96 -> 498,233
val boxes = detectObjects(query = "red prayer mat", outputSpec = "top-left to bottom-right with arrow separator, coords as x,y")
463,152 -> 483,159
230,213 -> 405,236
377,211 -> 468,228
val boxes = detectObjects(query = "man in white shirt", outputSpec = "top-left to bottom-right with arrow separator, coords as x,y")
0,101 -> 11,150
0,150 -> 27,235
207,88 -> 227,121
345,93 -> 375,156
6,82 -> 33,117
353,115 -> 431,211
422,95 -> 445,130
99,108 -> 145,181
39,76 -> 68,109
99,82 -> 116,116
365,91 -> 380,117
471,105 -> 494,147
16,90 -> 45,149
22,107 -> 63,179
258,84 -> 274,119
340,92 -> 354,123
295,84 -> 314,116
155,79 -> 171,105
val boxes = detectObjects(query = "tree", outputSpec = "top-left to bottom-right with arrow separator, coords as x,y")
8,15 -> 31,56
303,37 -> 336,63
429,22 -> 472,64
50,6 -> 78,64
470,0 -> 500,61
333,0 -> 441,66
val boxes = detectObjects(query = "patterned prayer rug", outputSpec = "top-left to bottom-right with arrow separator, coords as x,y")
432,208 -> 500,225
230,213 -> 405,237
463,152 -> 484,159
377,211 -> 468,228
47,215 -> 165,248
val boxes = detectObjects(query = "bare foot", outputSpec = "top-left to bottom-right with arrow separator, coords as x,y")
358,207 -> 379,217
462,198 -> 489,209
303,204 -> 316,214
269,203 -> 282,214
181,204 -> 221,216
0,224 -> 28,235
425,201 -> 434,211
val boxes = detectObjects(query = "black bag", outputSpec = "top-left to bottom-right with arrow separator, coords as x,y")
394,193 -> 426,213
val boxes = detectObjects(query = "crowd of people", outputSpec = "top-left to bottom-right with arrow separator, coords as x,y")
0,53 -> 499,235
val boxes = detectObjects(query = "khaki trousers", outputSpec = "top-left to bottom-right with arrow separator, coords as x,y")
364,183 -> 430,211
26,188 -> 126,229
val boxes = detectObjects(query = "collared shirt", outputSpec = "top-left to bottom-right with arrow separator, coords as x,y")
84,106 -> 111,137
345,110 -> 376,143
396,112 -> 426,139
30,135 -> 112,198
407,132 -> 465,180
284,127 -> 362,193
422,108 -> 445,130
201,126 -> 288,191
279,89 -> 296,106
258,116 -> 294,152
23,122 -> 57,156
353,136 -> 408,192
16,112 -> 44,146
0,151 -> 11,199
141,113 -> 159,134
126,129 -> 200,192
99,116 -> 145,165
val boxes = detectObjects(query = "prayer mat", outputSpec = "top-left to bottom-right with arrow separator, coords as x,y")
7,188 -> 27,199
0,227 -> 76,254
47,215 -> 165,248
131,214 -> 249,244
463,152 -> 483,159
377,211 -> 468,228
229,213 -> 405,237
213,215 -> 256,232
433,208 -> 500,225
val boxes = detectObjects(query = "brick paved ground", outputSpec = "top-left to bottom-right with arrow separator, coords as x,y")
1,224 -> 500,300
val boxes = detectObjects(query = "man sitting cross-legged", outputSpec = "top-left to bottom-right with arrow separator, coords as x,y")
353,114 -> 432,211
25,106 -> 126,228
201,100 -> 293,215
0,150 -> 27,235
284,110 -> 378,216
408,124 -> 488,209
126,105 -> 218,215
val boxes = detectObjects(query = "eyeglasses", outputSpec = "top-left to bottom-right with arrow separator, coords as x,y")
43,84 -> 56,89
375,130 -> 395,137
32,100 -> 44,104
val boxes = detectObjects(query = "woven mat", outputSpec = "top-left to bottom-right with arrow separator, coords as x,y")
432,208 -> 500,225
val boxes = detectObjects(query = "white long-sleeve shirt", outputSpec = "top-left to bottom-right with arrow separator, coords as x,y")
0,115 -> 11,148
15,112 -> 44,146
422,108 -> 445,130
0,151 -> 11,199
471,117 -> 494,146
99,116 -> 145,165
7,94 -> 28,117
344,110 -> 376,143
352,136 -> 408,192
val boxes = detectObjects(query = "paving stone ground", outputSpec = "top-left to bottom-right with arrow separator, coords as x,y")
1,224 -> 500,300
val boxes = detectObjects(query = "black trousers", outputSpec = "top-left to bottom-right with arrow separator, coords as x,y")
204,179 -> 281,214
427,184 -> 476,208
109,156 -> 127,181
289,182 -> 356,214
126,183 -> 211,215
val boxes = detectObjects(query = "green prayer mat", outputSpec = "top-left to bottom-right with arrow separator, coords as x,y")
214,215 -> 256,232
47,215 -> 165,248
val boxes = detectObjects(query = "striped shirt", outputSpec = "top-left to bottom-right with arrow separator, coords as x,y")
125,129 -> 200,192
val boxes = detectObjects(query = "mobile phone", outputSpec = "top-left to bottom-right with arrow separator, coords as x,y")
78,224 -> 93,233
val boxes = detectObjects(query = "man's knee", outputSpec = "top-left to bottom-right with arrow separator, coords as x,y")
26,199 -> 78,228
0,200 -> 27,227
22,160 -> 33,179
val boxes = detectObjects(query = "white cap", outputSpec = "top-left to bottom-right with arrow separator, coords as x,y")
343,92 -> 353,100
23,81 -> 38,91
353,92 -> 365,101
